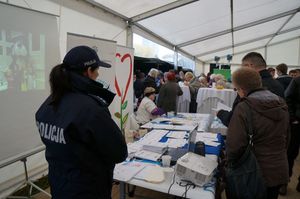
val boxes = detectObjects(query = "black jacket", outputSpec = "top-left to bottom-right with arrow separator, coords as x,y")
36,72 -> 128,199
260,69 -> 284,98
276,75 -> 293,91
217,69 -> 284,126
143,75 -> 158,93
285,76 -> 300,122
134,79 -> 144,98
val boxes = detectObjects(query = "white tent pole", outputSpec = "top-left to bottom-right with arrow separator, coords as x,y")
174,47 -> 178,70
230,0 -> 234,54
126,22 -> 133,48
298,37 -> 300,66
264,46 -> 268,63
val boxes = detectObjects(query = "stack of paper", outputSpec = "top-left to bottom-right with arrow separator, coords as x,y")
216,102 -> 232,111
142,141 -> 168,154
195,132 -> 220,147
166,138 -> 187,148
166,131 -> 188,139
127,142 -> 143,154
197,114 -> 213,132
134,150 -> 163,161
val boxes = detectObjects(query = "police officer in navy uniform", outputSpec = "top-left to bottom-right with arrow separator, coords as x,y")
36,46 -> 128,199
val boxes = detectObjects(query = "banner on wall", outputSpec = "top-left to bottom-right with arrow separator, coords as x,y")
66,33 -> 118,119
113,45 -> 134,130
66,33 -> 117,90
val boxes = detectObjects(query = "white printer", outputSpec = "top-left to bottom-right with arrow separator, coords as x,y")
175,152 -> 218,186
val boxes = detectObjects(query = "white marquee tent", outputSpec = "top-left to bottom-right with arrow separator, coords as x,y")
85,0 -> 300,71
0,0 -> 300,197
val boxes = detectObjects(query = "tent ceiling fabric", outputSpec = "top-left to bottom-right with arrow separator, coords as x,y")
270,29 -> 300,44
182,34 -> 232,56
234,39 -> 270,54
233,17 -> 289,44
87,0 -> 300,63
92,0 -> 177,18
138,0 -> 231,45
282,12 -> 300,31
233,0 -> 300,27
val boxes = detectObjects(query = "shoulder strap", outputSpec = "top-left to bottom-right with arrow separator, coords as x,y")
244,102 -> 254,146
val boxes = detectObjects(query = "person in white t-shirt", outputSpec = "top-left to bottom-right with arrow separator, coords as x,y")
136,87 -> 164,124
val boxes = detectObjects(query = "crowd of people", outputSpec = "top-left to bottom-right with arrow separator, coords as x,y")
133,67 -> 232,115
133,52 -> 300,199
35,45 -> 300,199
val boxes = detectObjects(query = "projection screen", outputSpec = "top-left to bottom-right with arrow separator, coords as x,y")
0,3 -> 60,164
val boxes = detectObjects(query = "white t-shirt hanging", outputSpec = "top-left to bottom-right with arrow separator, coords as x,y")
136,97 -> 157,124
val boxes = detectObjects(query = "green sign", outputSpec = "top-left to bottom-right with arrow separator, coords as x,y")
213,69 -> 231,80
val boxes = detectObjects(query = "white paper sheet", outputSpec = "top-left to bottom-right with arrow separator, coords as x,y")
114,161 -> 146,182
127,142 -> 143,154
195,132 -> 220,147
216,102 -> 232,111
166,138 -> 187,148
166,131 -> 188,139
134,150 -> 163,161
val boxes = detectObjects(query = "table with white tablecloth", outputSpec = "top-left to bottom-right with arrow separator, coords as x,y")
196,88 -> 237,114
177,85 -> 190,113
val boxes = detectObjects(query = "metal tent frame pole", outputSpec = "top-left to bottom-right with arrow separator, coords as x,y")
6,158 -> 51,199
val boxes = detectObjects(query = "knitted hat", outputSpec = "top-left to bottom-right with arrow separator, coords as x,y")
144,87 -> 156,95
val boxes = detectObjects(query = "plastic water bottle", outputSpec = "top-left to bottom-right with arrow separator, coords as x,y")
188,129 -> 197,152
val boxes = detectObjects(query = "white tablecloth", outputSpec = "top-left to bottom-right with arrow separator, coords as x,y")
141,113 -> 212,132
116,113 -> 218,199
196,88 -> 237,114
126,163 -> 216,199
177,85 -> 190,113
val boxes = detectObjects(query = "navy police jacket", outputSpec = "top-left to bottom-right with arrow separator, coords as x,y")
35,72 -> 128,199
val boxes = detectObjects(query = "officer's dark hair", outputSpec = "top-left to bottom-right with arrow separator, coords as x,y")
49,63 -> 98,107
49,63 -> 71,107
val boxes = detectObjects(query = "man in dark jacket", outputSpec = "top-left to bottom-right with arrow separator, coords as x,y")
276,63 -> 292,90
36,46 -> 128,199
284,76 -> 300,193
217,52 -> 284,126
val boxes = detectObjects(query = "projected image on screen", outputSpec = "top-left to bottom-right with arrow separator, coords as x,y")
0,30 -> 45,92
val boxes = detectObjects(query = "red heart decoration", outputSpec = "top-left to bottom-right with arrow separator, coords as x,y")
114,53 -> 133,104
